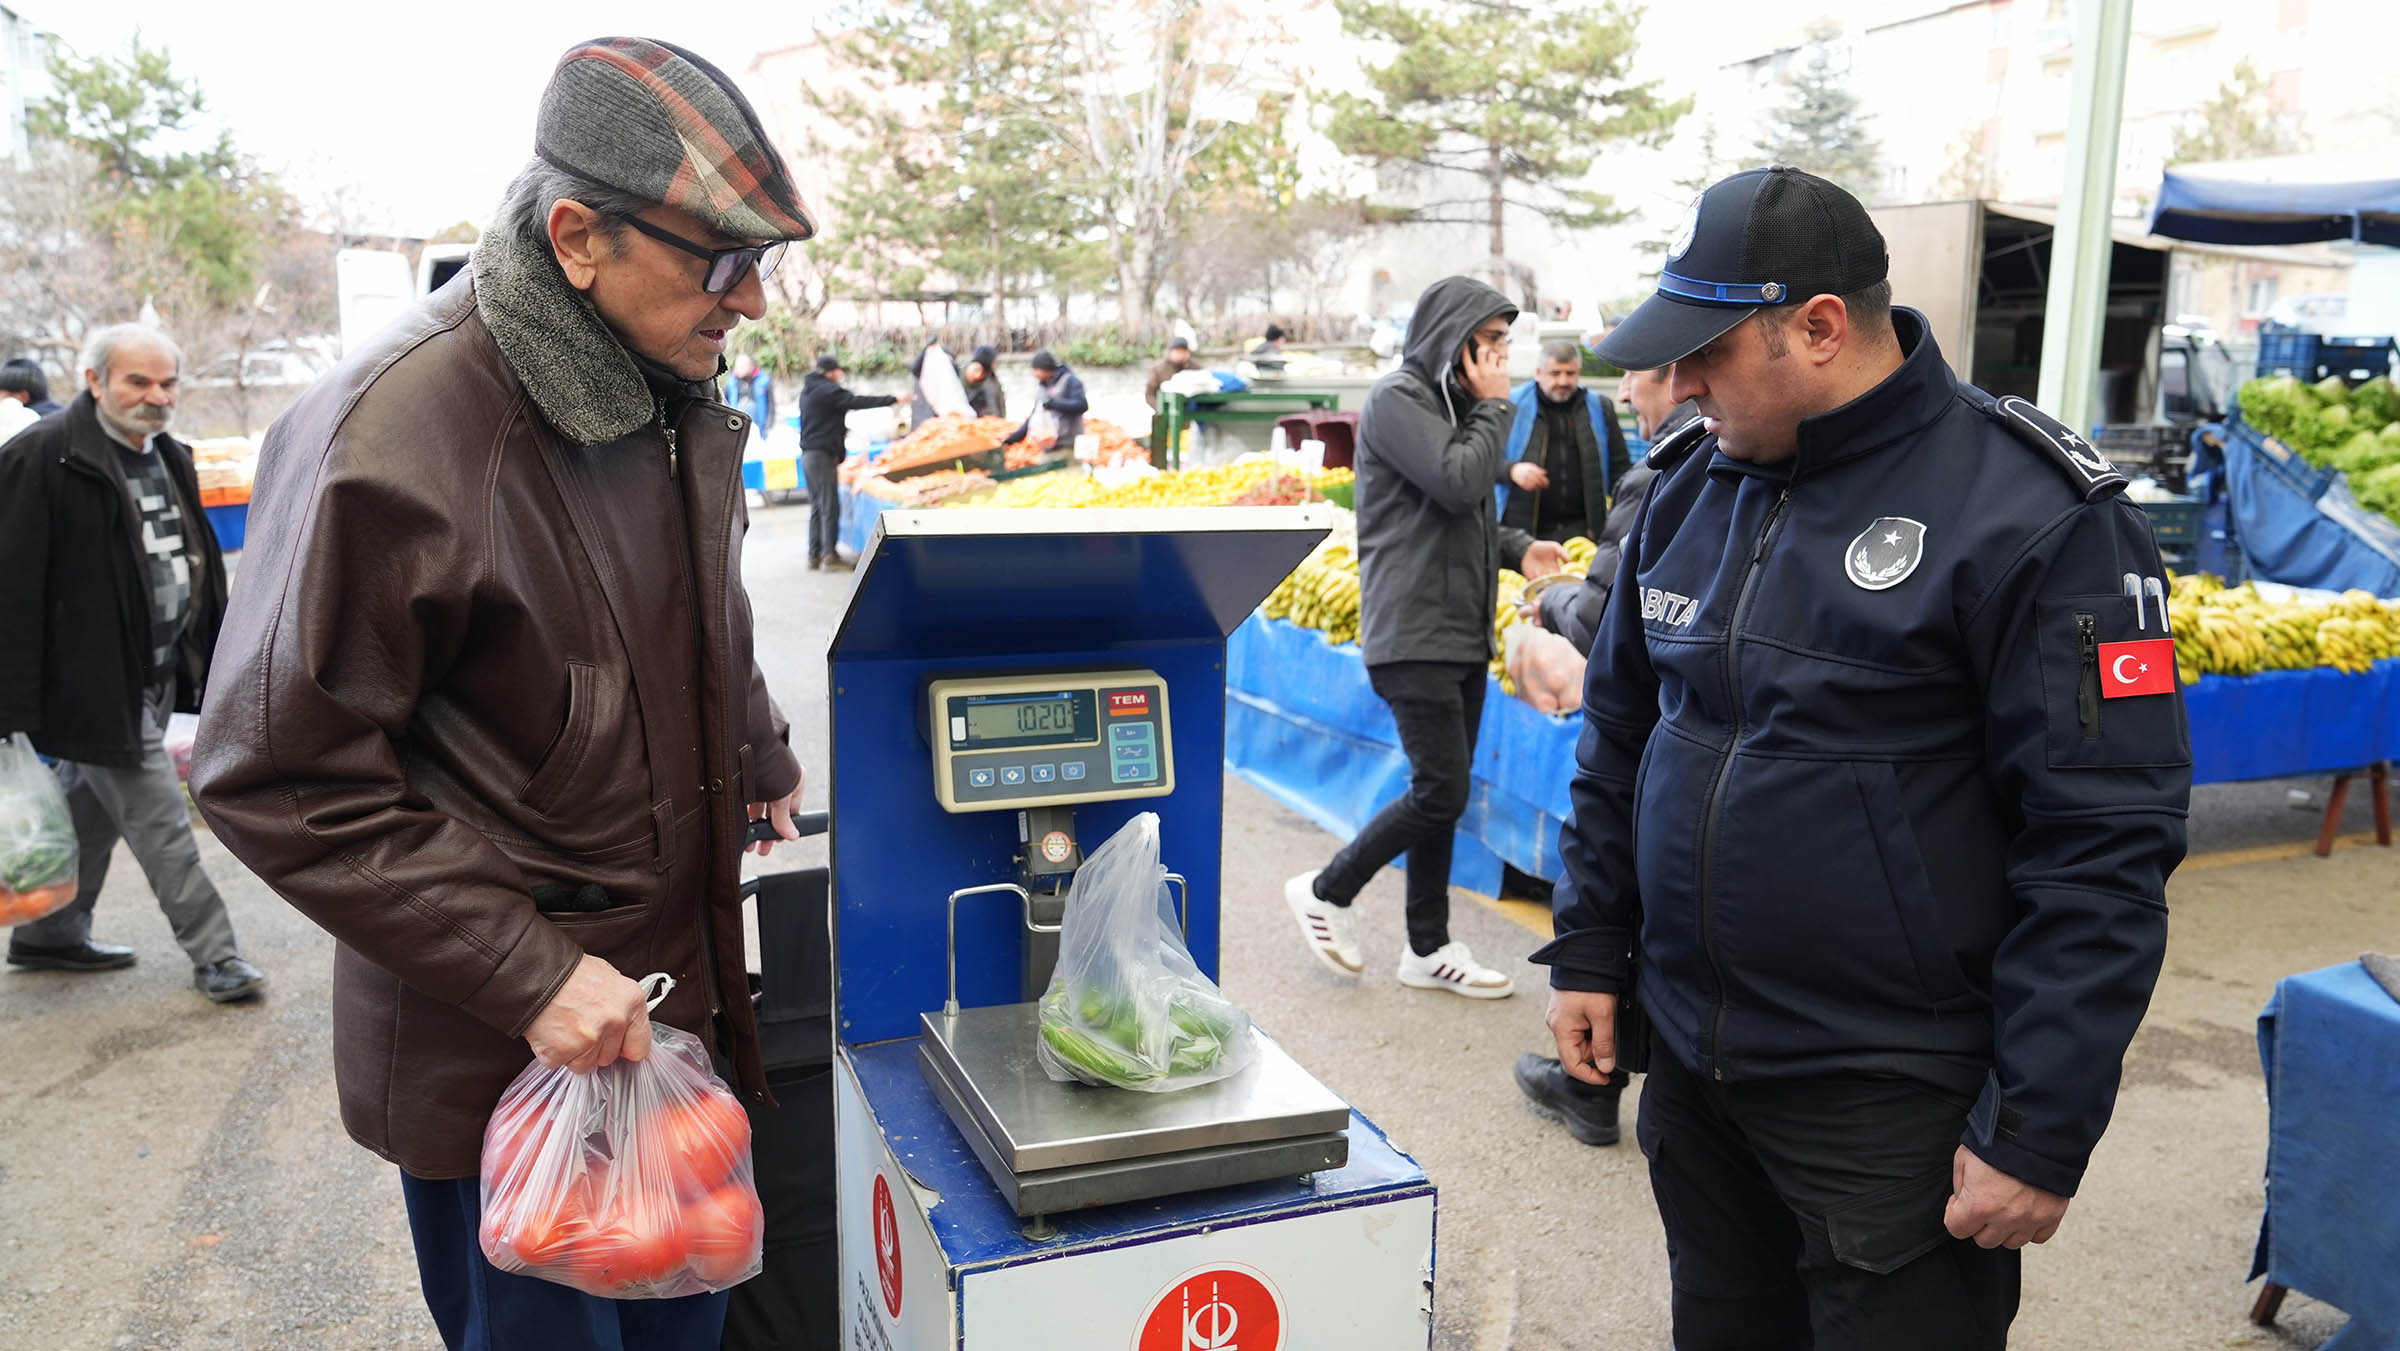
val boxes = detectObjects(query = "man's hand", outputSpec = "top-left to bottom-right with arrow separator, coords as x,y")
1520,540 -> 1568,579
1518,601 -> 1545,629
525,954 -> 652,1073
1546,989 -> 1618,1085
746,782 -> 806,857
1509,461 -> 1551,492
1465,338 -> 1512,401
1944,1147 -> 2070,1249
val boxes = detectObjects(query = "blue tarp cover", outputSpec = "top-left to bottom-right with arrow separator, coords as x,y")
1226,616 -> 2400,889
2151,155 -> 2400,247
2214,414 -> 2400,597
2252,962 -> 2400,1348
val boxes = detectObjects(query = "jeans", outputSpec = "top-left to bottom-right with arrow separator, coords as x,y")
1317,660 -> 1486,957
399,1172 -> 732,1351
14,684 -> 240,967
801,451 -> 841,563
1636,1030 -> 2022,1350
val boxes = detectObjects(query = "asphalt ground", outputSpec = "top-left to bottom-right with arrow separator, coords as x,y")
0,497 -> 2386,1348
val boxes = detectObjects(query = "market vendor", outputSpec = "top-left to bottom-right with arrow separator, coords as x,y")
1538,166 -> 2190,1348
1145,336 -> 1195,407
1500,339 -> 1631,544
192,37 -> 812,1350
1000,349 -> 1087,449
799,353 -> 899,572
961,343 -> 1004,419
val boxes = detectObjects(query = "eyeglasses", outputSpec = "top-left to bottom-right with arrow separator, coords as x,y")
617,214 -> 787,295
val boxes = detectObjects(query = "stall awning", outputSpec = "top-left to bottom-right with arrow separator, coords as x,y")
2150,153 -> 2400,247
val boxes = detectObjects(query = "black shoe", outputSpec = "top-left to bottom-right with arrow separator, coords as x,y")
821,554 -> 856,572
195,956 -> 267,1003
6,939 -> 137,972
807,556 -> 823,571
1514,1052 -> 1623,1146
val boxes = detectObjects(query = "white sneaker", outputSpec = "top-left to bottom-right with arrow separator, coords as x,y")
1283,871 -> 1363,976
1397,940 -> 1515,999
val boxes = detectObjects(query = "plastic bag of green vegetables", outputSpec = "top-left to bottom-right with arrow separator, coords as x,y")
1035,812 -> 1257,1092
0,736 -> 80,926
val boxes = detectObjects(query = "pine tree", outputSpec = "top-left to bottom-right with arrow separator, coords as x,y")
2168,59 -> 2306,166
1751,37 -> 1883,203
1324,0 -> 1688,293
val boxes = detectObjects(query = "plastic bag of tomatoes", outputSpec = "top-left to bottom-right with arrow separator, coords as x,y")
478,975 -> 763,1298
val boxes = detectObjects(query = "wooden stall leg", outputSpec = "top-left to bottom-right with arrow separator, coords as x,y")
2316,772 -> 2356,857
2373,761 -> 2392,846
2251,1280 -> 2289,1326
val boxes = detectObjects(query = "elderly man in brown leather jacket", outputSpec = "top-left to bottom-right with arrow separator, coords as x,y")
193,38 -> 813,1348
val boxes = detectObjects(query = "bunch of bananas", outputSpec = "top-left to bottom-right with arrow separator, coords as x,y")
1261,542 -> 1363,645
2167,574 -> 2400,680
960,461 -> 1354,513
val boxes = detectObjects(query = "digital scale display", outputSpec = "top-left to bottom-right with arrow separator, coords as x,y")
956,691 -> 1096,748
927,669 -> 1173,813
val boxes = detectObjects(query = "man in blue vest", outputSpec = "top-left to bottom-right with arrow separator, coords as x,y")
1499,339 -> 1630,544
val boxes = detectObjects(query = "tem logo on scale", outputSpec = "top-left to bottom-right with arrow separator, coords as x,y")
1134,1263 -> 1283,1351
1107,689 -> 1151,717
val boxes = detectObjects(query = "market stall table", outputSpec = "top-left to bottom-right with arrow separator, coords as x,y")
1226,616 -> 2400,895
2248,960 -> 2400,1347
1154,390 -> 1341,470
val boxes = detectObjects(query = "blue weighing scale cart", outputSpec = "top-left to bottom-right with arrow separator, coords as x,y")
827,507 -> 1437,1350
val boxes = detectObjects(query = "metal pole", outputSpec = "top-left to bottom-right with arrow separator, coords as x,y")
2035,0 -> 2135,427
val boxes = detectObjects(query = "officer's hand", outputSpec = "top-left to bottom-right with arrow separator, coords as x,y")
525,954 -> 652,1074
747,781 -> 806,857
1520,540 -> 1567,579
1509,461 -> 1551,491
1944,1147 -> 2070,1249
1546,989 -> 1618,1085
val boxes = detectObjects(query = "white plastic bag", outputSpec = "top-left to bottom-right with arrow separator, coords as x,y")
915,344 -> 972,419
1036,813 -> 1257,1093
0,735 -> 78,926
479,976 -> 763,1299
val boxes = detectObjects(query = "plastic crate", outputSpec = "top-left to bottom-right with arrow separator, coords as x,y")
2140,496 -> 2205,568
2312,336 -> 2398,385
2256,324 -> 2320,379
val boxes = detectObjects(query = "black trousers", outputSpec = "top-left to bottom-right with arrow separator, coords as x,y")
1636,1031 -> 2021,1350
1319,660 -> 1485,957
801,450 -> 841,562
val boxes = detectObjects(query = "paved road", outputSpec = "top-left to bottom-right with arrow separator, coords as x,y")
0,497 -> 2381,1347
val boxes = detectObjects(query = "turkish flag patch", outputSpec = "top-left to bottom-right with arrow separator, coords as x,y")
2099,639 -> 2177,697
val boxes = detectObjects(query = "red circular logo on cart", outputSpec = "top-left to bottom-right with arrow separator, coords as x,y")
1134,1264 -> 1283,1351
872,1174 -> 903,1319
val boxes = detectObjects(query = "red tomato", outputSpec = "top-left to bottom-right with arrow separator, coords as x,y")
493,1184 -> 592,1268
590,1212 -> 690,1291
656,1092 -> 752,1195
683,1182 -> 764,1286
481,1110 -> 549,1191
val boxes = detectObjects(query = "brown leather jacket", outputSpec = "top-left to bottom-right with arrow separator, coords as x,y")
192,275 -> 800,1179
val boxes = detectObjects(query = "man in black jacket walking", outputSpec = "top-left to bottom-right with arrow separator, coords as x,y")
1281,276 -> 1564,1001
1537,169 -> 2187,1348
0,324 -> 262,1001
796,353 -> 896,571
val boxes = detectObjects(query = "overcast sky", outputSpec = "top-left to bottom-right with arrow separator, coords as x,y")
26,1 -> 1760,238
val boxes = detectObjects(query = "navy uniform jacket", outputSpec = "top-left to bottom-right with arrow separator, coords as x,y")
1536,309 -> 2190,1198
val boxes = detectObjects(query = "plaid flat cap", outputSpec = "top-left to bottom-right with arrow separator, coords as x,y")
537,36 -> 817,243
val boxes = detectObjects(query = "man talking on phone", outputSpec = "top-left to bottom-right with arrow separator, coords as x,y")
1281,276 -> 1564,999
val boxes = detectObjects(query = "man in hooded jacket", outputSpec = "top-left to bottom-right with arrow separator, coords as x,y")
1281,276 -> 1563,1000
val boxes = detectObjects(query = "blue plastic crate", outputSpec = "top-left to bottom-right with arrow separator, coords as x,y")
2255,324 -> 2320,379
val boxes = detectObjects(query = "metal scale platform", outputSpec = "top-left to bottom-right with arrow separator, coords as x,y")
918,1004 -> 1350,1217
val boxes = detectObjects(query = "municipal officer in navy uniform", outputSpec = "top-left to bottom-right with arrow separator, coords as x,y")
1531,167 -> 2190,1347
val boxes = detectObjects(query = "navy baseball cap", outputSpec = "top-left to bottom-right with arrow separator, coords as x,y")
1598,166 -> 1889,372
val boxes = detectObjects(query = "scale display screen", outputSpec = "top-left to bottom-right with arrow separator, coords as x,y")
957,691 -> 1095,748
927,669 -> 1173,813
